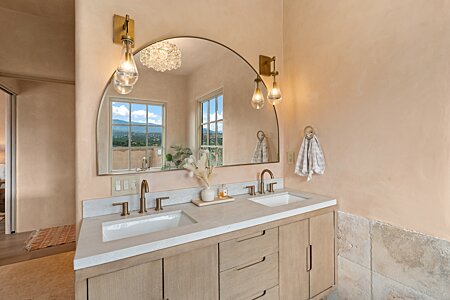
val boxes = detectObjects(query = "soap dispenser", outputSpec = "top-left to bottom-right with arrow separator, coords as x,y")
218,184 -> 229,199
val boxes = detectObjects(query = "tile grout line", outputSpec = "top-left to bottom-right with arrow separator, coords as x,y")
370,270 -> 438,300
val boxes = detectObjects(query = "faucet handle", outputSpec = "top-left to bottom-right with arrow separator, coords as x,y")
245,185 -> 256,196
112,202 -> 130,216
267,182 -> 277,193
155,196 -> 169,211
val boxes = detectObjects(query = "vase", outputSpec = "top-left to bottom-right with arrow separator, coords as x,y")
201,187 -> 215,202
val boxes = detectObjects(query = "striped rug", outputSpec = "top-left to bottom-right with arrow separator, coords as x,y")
25,224 -> 76,251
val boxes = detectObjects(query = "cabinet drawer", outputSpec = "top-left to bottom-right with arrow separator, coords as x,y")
251,286 -> 279,300
219,227 -> 278,271
220,252 -> 278,300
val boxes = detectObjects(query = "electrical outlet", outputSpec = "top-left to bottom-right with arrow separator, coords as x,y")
112,175 -> 140,196
115,179 -> 122,191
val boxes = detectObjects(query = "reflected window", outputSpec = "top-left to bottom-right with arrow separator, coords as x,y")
111,99 -> 165,171
199,91 -> 223,166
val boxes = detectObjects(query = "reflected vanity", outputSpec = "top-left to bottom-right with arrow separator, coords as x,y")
97,37 -> 279,175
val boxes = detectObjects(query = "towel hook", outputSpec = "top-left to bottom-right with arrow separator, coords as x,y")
304,126 -> 315,140
257,130 -> 266,142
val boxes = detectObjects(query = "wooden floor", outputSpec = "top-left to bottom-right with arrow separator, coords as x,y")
0,219 -> 75,266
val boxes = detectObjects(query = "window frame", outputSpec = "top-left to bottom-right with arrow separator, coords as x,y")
109,97 -> 167,172
197,89 -> 224,166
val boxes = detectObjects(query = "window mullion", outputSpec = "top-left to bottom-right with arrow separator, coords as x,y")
128,101 -> 131,170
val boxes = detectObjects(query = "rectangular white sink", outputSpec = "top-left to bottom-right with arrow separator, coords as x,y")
102,210 -> 197,242
250,192 -> 308,207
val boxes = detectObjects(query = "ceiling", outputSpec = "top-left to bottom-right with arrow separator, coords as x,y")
0,0 -> 74,25
136,38 -> 230,76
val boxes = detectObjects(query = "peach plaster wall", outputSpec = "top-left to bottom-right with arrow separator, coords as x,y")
282,0 -> 450,240
75,0 -> 284,229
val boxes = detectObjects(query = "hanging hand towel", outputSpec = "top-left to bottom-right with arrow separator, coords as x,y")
295,134 -> 325,181
251,137 -> 269,163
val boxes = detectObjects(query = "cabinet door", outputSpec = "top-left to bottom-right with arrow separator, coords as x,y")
164,244 -> 219,300
279,219 -> 309,300
88,259 -> 163,300
310,212 -> 335,297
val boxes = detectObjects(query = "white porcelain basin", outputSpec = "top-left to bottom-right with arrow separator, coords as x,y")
250,192 -> 308,207
102,210 -> 197,242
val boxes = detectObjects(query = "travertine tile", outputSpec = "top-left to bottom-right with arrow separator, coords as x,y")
333,256 -> 372,300
372,272 -> 435,300
372,222 -> 450,299
337,211 -> 371,268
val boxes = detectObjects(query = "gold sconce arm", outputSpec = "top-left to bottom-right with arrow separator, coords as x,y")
259,55 -> 277,76
113,14 -> 135,45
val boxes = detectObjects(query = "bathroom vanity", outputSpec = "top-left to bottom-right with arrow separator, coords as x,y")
74,189 -> 336,300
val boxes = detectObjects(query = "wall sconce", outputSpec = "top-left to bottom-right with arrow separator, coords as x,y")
112,14 -> 138,94
251,55 -> 282,109
251,77 -> 265,109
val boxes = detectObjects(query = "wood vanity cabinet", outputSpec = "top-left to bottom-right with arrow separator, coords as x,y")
75,208 -> 335,300
279,212 -> 335,299
84,245 -> 218,300
87,259 -> 163,300
219,228 -> 279,300
164,244 -> 219,300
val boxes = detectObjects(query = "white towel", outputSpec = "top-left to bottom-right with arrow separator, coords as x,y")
251,137 -> 268,163
295,135 -> 325,181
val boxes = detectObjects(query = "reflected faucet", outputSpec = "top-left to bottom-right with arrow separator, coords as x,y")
139,179 -> 149,213
259,169 -> 274,194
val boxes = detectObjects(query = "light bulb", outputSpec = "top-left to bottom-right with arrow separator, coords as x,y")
113,73 -> 133,94
115,38 -> 138,86
251,79 -> 265,109
268,80 -> 282,105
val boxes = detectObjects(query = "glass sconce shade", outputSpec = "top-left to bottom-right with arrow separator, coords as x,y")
113,74 -> 133,94
115,38 -> 139,87
251,79 -> 265,109
267,80 -> 282,105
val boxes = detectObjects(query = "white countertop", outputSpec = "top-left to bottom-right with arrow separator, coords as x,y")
74,188 -> 336,270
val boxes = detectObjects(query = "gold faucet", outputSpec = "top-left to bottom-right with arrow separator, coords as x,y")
139,179 -> 149,213
259,169 -> 274,194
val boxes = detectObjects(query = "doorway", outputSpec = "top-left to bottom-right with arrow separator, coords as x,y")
0,85 -> 16,236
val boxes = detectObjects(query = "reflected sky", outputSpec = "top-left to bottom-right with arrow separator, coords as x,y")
112,102 -> 163,125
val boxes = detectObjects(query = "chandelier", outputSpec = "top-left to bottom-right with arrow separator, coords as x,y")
139,41 -> 181,72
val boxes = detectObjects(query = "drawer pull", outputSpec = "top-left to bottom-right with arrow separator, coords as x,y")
306,244 -> 312,271
236,256 -> 266,270
252,290 -> 267,299
236,230 -> 266,242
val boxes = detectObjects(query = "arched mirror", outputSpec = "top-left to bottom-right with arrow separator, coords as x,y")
97,37 -> 279,175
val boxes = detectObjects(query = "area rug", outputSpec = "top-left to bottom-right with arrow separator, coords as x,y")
25,224 -> 76,251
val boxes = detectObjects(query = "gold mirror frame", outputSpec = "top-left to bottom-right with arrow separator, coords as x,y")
96,36 -> 280,175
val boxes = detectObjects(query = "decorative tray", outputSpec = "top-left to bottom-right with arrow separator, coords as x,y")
191,196 -> 235,207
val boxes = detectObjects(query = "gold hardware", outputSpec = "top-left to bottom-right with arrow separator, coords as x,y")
139,179 -> 149,213
304,125 -> 315,140
245,185 -> 256,196
113,14 -> 135,45
258,55 -> 282,106
306,244 -> 312,271
259,55 -> 275,76
259,55 -> 279,77
258,169 -> 274,194
155,196 -> 169,212
267,182 -> 277,193
112,202 -> 130,216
